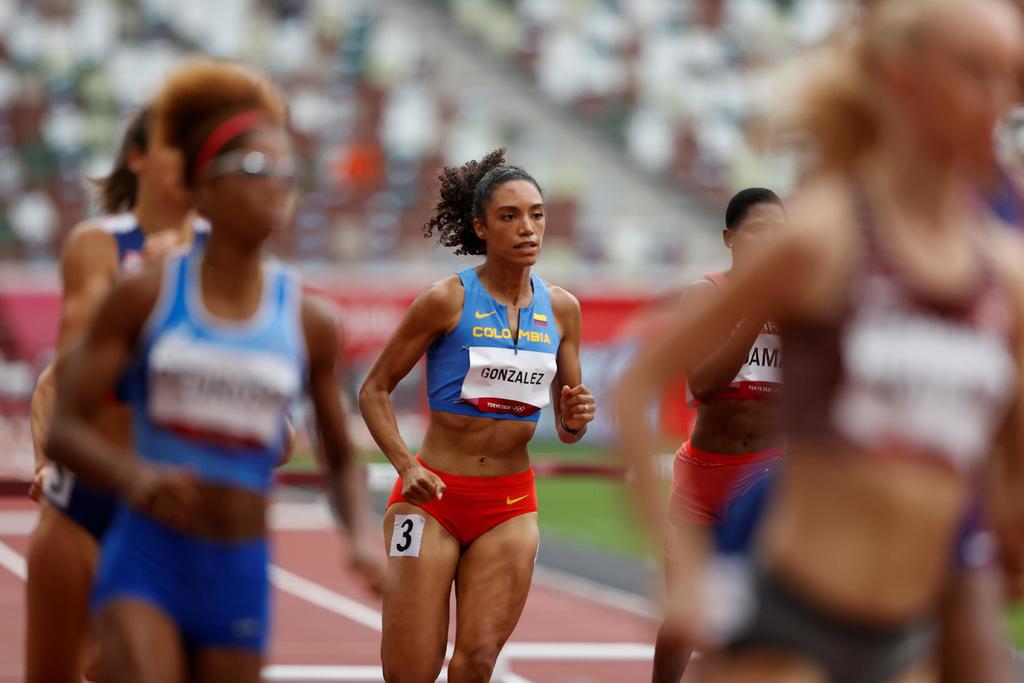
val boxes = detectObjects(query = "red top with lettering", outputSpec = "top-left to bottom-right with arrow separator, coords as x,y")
687,272 -> 782,405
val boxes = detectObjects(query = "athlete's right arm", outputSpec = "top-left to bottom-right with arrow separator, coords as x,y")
27,364 -> 55,501
26,224 -> 118,484
55,223 -> 120,357
46,266 -> 199,529
358,277 -> 462,504
614,205 -> 832,547
682,280 -> 766,402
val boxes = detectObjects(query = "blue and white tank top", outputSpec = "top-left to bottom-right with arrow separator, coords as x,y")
427,267 -> 561,422
120,252 -> 306,493
99,212 -> 210,273
102,213 -> 209,402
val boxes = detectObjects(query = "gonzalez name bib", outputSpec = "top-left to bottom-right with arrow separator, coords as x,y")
460,346 -> 558,416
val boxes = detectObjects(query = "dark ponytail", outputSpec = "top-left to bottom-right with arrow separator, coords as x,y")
95,107 -> 149,214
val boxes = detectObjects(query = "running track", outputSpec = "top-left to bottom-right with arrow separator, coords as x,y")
0,492 -> 671,682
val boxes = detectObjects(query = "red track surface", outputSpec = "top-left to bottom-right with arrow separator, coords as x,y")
0,496 -> 674,683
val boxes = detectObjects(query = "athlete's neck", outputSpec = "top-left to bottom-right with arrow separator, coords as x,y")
477,261 -> 532,307
201,236 -> 263,304
867,112 -> 967,227
133,186 -> 193,237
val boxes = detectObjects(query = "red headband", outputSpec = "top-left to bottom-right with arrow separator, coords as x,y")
192,110 -> 269,181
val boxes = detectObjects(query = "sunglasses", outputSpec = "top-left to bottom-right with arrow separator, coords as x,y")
204,150 -> 297,184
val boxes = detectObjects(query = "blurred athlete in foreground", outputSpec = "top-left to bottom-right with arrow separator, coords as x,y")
617,1 -> 1024,681
47,60 -> 382,682
26,105 -> 205,683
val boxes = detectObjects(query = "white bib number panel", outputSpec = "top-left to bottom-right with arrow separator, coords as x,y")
460,346 -> 557,416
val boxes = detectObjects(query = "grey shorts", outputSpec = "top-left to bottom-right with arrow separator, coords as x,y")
725,566 -> 936,683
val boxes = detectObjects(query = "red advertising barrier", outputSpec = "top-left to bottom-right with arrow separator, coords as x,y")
0,282 -> 693,479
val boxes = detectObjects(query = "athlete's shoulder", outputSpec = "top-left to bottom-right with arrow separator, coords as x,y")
63,217 -> 120,253
418,274 -> 465,314
782,174 -> 858,257
984,221 -> 1024,306
547,285 -> 580,341
548,285 -> 580,317
759,175 -> 858,317
300,290 -> 341,361
60,218 -> 121,277
681,277 -> 719,300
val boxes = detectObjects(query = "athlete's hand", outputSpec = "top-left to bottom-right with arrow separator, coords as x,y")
142,230 -> 187,263
399,462 -> 445,505
124,464 -> 200,530
560,384 -> 596,433
348,537 -> 386,598
27,465 -> 47,502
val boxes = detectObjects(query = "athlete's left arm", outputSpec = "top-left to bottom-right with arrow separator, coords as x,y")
984,228 -> 1024,597
27,363 -> 55,501
550,286 -> 595,444
302,294 -> 384,596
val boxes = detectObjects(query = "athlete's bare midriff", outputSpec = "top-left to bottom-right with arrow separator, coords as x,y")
181,484 -> 267,541
689,398 -> 784,454
419,409 -> 537,477
761,442 -> 967,624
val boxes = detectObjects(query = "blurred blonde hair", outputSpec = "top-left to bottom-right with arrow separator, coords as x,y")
796,0 -> 973,172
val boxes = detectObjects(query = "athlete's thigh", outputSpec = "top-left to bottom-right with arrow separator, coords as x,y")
97,599 -> 186,683
939,568 -> 1014,683
25,505 -> 97,683
194,648 -> 262,683
703,650 -> 827,683
452,512 -> 539,651
890,661 -> 938,683
381,503 -> 461,673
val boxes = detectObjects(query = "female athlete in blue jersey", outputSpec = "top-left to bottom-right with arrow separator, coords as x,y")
360,148 -> 596,682
25,105 -> 204,683
46,60 -> 382,682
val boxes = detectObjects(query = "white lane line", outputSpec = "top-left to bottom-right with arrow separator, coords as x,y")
270,564 -> 382,632
263,666 -> 383,681
263,665 -> 533,683
503,642 -> 653,661
0,502 -> 339,537
532,565 -> 656,619
0,509 -> 36,536
0,538 -> 27,580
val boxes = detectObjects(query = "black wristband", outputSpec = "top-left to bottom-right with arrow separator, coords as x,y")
560,415 -> 582,436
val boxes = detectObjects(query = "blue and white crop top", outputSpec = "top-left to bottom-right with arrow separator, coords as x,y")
120,252 -> 306,493
101,213 -> 209,402
427,267 -> 561,422
99,212 -> 209,273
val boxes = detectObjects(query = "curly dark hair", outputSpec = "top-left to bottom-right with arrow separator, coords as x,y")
422,148 -> 543,256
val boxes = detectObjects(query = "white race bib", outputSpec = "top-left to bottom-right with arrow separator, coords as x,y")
835,311 -> 1015,467
734,331 -> 783,385
460,346 -> 557,416
148,331 -> 300,448
390,514 -> 425,557
42,463 -> 74,508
